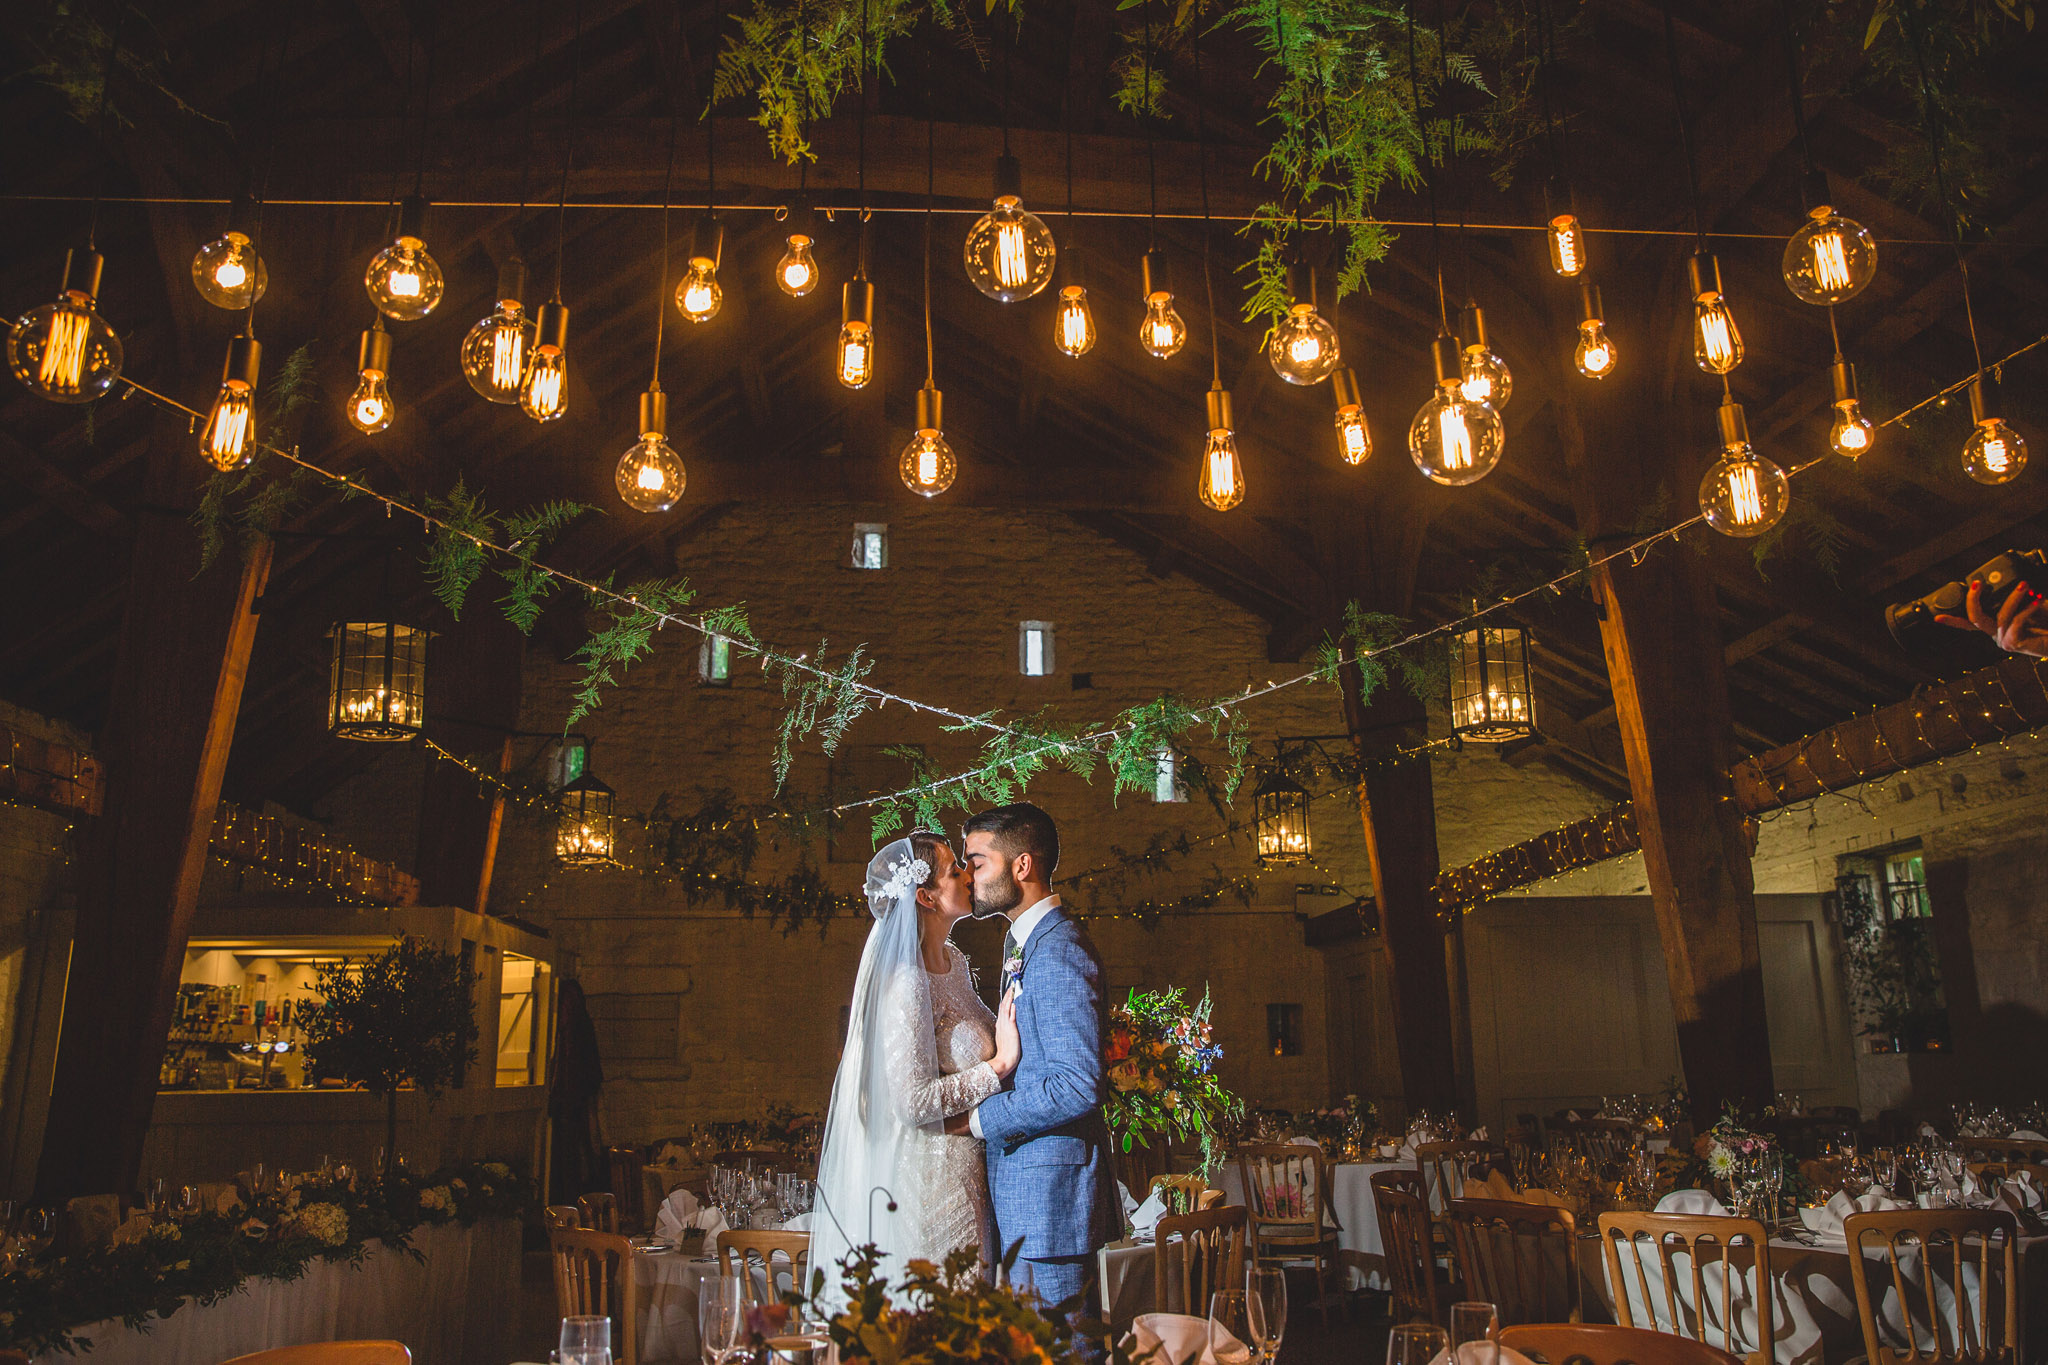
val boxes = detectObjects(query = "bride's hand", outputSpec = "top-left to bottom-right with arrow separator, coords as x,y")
992,988 -> 1022,1080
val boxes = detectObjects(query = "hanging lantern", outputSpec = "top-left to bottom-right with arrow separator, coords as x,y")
327,621 -> 429,741
1451,622 -> 1537,742
556,762 -> 616,867
1254,771 -> 1312,865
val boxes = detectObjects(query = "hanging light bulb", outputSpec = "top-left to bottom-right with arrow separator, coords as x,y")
1783,198 -> 1877,306
899,385 -> 956,497
1458,302 -> 1513,407
1198,384 -> 1246,511
520,301 -> 569,422
1961,375 -> 2028,486
1689,252 -> 1744,375
1139,250 -> 1187,359
962,155 -> 1057,302
1268,262 -> 1340,385
364,195 -> 444,322
617,384 -> 686,512
191,196 -> 269,310
1544,178 -> 1586,278
837,274 -> 875,389
1699,394 -> 1789,536
1827,360 -> 1872,458
676,217 -> 724,322
1574,281 -> 1617,379
1410,332 -> 1505,486
200,335 -> 261,472
1332,367 -> 1371,465
8,248 -> 123,403
460,259 -> 531,404
777,203 -> 820,297
1053,247 -> 1095,358
348,321 -> 394,435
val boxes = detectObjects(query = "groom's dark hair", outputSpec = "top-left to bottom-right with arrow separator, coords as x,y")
963,802 -> 1059,878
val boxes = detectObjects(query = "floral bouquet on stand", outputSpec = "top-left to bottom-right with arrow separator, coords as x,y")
1293,1095 -> 1379,1158
1695,1109 -> 1780,1222
1102,986 -> 1243,1177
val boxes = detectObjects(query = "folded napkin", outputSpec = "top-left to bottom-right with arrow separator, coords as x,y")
1288,1136 -> 1321,1147
1130,1191 -> 1168,1239
1470,1126 -> 1489,1142
1657,1189 -> 1731,1217
1121,1181 -> 1140,1219
1798,1188 -> 1905,1240
1428,1347 -> 1542,1365
2012,1129 -> 2047,1141
655,1142 -> 691,1166
1131,1312 -> 1249,1365
785,1212 -> 813,1232
654,1189 -> 730,1243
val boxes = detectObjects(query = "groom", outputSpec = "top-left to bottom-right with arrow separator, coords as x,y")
951,802 -> 1120,1326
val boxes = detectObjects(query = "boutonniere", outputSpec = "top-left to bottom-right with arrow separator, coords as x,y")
1001,948 -> 1025,996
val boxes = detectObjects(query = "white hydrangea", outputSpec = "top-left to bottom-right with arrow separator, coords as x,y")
419,1185 -> 454,1215
480,1162 -> 512,1181
282,1202 -> 351,1246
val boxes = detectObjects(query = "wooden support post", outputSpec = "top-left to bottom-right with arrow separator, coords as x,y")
414,609 -> 526,913
34,434 -> 274,1201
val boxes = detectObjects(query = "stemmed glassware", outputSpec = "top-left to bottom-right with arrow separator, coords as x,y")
700,1274 -> 747,1365
1246,1267 -> 1287,1365
1451,1302 -> 1499,1365
1388,1322 -> 1449,1365
1208,1288 -> 1252,1365
560,1315 -> 613,1365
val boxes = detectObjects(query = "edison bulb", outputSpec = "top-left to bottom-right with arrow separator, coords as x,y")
836,321 -> 874,388
1409,383 -> 1504,486
461,300 -> 529,403
1783,210 -> 1877,306
1962,419 -> 2028,485
1699,441 -> 1789,536
9,295 -> 122,402
1828,399 -> 1873,458
1548,213 -> 1586,277
963,197 -> 1056,302
617,433 -> 685,512
1142,295 -> 1187,359
777,234 -> 819,297
1198,427 -> 1245,510
899,429 -> 957,497
201,381 -> 255,471
348,371 -> 393,434
1693,294 -> 1744,374
1335,406 -> 1372,465
364,236 -> 443,321
1268,305 -> 1341,385
676,261 -> 722,322
1055,285 -> 1096,357
191,231 -> 268,309
1459,345 -> 1513,407
1575,320 -> 1617,379
521,348 -> 566,422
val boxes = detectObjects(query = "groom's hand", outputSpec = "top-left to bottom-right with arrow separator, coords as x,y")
943,1112 -> 973,1136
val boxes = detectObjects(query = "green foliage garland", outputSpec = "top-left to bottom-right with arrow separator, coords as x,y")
567,576 -> 708,727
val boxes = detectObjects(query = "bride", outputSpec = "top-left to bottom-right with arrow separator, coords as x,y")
810,833 -> 1021,1299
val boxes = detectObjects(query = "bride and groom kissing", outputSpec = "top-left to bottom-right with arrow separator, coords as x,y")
809,802 -> 1123,1326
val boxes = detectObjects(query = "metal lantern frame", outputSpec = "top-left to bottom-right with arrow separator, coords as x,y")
1451,620 -> 1537,742
556,758 -> 617,868
327,620 -> 430,741
1254,770 -> 1312,866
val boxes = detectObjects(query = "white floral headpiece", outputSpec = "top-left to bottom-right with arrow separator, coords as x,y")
868,854 -> 931,911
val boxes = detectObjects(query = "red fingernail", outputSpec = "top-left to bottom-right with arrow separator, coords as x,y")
1972,580 -> 1983,589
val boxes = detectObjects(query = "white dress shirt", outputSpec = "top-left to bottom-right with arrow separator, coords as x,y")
968,893 -> 1060,1138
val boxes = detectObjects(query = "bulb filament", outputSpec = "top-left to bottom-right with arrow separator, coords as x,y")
203,385 -> 254,468
684,282 -> 715,314
214,259 -> 248,290
996,222 -> 1029,290
918,445 -> 940,486
783,260 -> 813,291
1339,413 -> 1369,464
637,459 -> 667,492
40,306 -> 90,392
354,395 -> 386,428
1549,215 -> 1584,276
1059,297 -> 1091,354
491,326 -> 525,391
388,267 -> 422,299
525,352 -> 564,418
1810,230 -> 1851,293
1982,436 -> 2010,476
1696,296 -> 1740,372
1460,372 -> 1492,403
1288,332 -> 1323,365
838,327 -> 871,387
1438,402 -> 1474,471
1728,462 -> 1764,526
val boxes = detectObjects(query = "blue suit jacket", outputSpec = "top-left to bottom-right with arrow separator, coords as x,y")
979,905 -> 1122,1261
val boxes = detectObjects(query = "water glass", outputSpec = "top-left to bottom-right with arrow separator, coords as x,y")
1208,1288 -> 1252,1365
1247,1267 -> 1287,1365
1451,1302 -> 1499,1365
1388,1322 -> 1449,1365
560,1314 -> 613,1365
701,1274 -> 747,1365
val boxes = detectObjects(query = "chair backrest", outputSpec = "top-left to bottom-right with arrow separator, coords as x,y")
1556,1120 -> 1640,1168
609,1145 -> 647,1232
1234,1144 -> 1331,1239
1501,1323 -> 1745,1365
218,1346 -> 413,1365
1596,1212 -> 1772,1365
1372,1172 -> 1441,1326
1444,1196 -> 1580,1326
717,1230 -> 812,1308
1150,1173 -> 1216,1216
578,1191 -> 619,1233
1153,1205 -> 1251,1316
547,1226 -> 640,1365
1954,1137 -> 2048,1166
1842,1209 -> 2020,1365
1417,1140 -> 1508,1214
545,1204 -> 584,1229
713,1147 -> 789,1171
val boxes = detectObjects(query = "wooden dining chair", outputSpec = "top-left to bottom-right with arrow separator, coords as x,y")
1954,1136 -> 2048,1167
1149,1172 -> 1222,1215
219,1344 -> 413,1365
544,1204 -> 584,1229
1501,1323 -> 1746,1365
1596,1212 -> 1773,1365
548,1225 -> 640,1365
578,1191 -> 620,1233
1444,1196 -> 1580,1326
1153,1205 -> 1251,1315
1841,1208 -> 2020,1365
1417,1140 -> 1509,1215
1234,1143 -> 1343,1326
1557,1119 -> 1642,1168
1373,1172 -> 1446,1327
717,1229 -> 812,1308
609,1145 -> 648,1233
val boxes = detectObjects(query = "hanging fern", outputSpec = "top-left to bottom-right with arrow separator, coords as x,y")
566,576 -> 701,727
772,640 -> 877,788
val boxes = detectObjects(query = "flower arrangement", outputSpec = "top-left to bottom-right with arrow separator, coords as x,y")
0,1159 -> 534,1357
1102,987 -> 1242,1176
1292,1095 -> 1379,1153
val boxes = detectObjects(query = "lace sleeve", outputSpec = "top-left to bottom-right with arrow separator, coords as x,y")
881,965 -> 1000,1127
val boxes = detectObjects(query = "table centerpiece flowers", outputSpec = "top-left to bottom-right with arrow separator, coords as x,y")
1101,986 -> 1242,1177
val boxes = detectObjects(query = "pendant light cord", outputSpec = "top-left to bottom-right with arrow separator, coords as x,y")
1144,0 -> 1159,251
245,3 -> 297,343
1774,0 -> 1819,186
1659,0 -> 1709,252
553,0 -> 587,303
1535,0 -> 1564,187
857,0 -> 870,275
652,109 -> 680,385
1407,1 -> 1449,330
412,0 -> 439,197
517,0 -> 543,217
924,13 -> 936,389
1197,9 -> 1220,388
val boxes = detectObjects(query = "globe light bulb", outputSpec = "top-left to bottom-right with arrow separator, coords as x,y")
1828,399 -> 1872,458
1055,284 -> 1096,358
348,323 -> 394,434
1139,250 -> 1185,359
1269,305 -> 1341,386
777,232 -> 819,297
1410,335 -> 1503,486
1197,388 -> 1245,511
962,157 -> 1056,302
8,249 -> 122,403
617,387 -> 685,512
900,386 -> 956,496
461,261 -> 531,403
1574,283 -> 1616,379
201,336 -> 261,473
1961,378 -> 2028,486
364,197 -> 444,322
1782,207 -> 1877,306
191,212 -> 268,310
838,278 -> 875,389
1332,368 -> 1371,465
1548,212 -> 1586,277
1457,303 -> 1511,407
1698,397 -> 1789,536
521,301 -> 569,423
1689,252 -> 1744,375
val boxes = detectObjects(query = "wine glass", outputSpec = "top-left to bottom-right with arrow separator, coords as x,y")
1388,1322 -> 1449,1365
560,1314 -> 613,1365
1247,1267 -> 1287,1365
701,1274 -> 747,1365
1451,1302 -> 1499,1365
1208,1288 -> 1251,1365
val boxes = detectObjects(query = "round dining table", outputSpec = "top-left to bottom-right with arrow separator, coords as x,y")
1214,1157 -> 1410,1288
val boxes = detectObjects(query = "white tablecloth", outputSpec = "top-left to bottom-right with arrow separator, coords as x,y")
27,1219 -> 520,1365
1216,1159 -> 1408,1288
637,1251 -> 793,1363
1097,1242 -> 1161,1328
